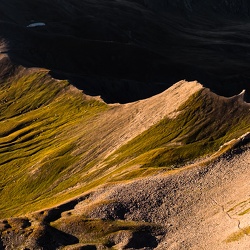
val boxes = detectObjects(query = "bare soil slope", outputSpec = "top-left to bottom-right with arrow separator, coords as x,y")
63,144 -> 250,250
74,80 -> 203,158
2,144 -> 248,249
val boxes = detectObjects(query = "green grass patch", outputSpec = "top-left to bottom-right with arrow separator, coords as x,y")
227,199 -> 250,214
0,68 -> 249,220
105,90 -> 250,169
225,226 -> 250,243
0,68 -> 109,218
239,207 -> 250,216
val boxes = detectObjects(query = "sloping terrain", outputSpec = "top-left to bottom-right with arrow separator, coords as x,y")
0,0 -> 250,249
0,53 -> 249,248
0,55 -> 204,219
0,0 -> 250,102
71,145 -> 250,250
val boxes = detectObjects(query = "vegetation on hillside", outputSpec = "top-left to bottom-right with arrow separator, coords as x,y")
105,89 -> 250,176
0,68 -> 108,218
0,67 -> 249,222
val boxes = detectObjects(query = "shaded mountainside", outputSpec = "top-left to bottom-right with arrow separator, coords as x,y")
0,0 -> 250,102
0,55 -> 249,248
0,0 -> 250,249
143,0 -> 250,16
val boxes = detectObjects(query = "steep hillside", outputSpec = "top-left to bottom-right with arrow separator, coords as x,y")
0,0 -> 250,102
0,56 -> 203,219
0,55 -> 249,248
0,0 -> 250,249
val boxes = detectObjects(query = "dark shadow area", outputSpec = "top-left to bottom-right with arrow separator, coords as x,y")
1,24 -> 175,103
0,0 -> 250,103
0,239 -> 4,250
125,230 -> 158,249
43,196 -> 87,223
105,203 -> 129,220
37,225 -> 79,250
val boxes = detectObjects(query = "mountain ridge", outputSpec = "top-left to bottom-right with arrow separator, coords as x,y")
0,59 -> 249,248
0,0 -> 250,103
0,0 -> 250,249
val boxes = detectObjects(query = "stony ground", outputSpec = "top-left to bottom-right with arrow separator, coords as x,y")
1,144 -> 249,249
74,144 -> 250,250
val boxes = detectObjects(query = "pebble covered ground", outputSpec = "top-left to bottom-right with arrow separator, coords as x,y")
79,145 -> 250,249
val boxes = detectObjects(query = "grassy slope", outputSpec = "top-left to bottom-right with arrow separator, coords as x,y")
0,67 -> 249,221
0,67 -> 109,218
50,216 -> 157,247
104,89 -> 250,179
